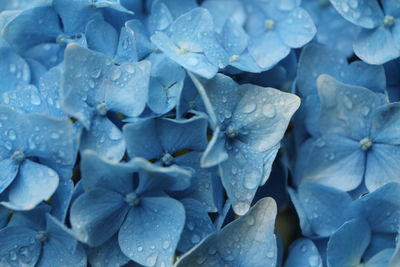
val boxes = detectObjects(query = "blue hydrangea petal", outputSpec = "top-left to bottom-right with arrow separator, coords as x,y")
150,32 -> 218,79
354,27 -> 400,65
298,182 -> 352,236
118,196 -> 185,267
175,197 -> 277,267
344,61 -> 386,93
85,18 -> 118,57
126,20 -> 154,60
248,32 -> 290,69
370,103 -> 400,144
114,23 -> 138,63
24,113 -> 77,166
0,226 -> 41,266
327,218 -> 371,267
317,74 -> 383,140
365,144 -> 400,191
173,152 -> 218,212
105,60 -> 151,117
219,141 -> 265,215
296,43 -> 348,97
350,182 -> 400,233
89,0 -> 134,14
221,19 -> 248,56
277,8 -> 316,48
171,8 -> 213,53
363,233 -> 397,262
134,158 -> 192,193
202,0 -> 245,34
229,51 -> 264,73
157,117 -> 208,153
147,1 -> 173,35
70,188 -> 129,246
302,134 -> 365,191
87,234 -> 130,267
25,58 -> 47,87
159,0 -> 198,18
38,67 -> 65,118
284,238 -> 322,267
366,248 -> 395,266
123,119 -> 164,159
5,160 -> 59,210
232,84 -> 300,152
287,187 -> 313,236
24,42 -> 64,69
200,127 -> 228,168
329,0 -> 384,29
80,115 -> 125,161
177,198 -> 216,253
382,0 -> 400,16
50,178 -> 73,221
1,85 -> 47,114
36,214 -> 85,267
0,158 -> 19,194
53,0 -> 102,34
390,239 -> 400,267
7,204 -> 49,229
0,47 -> 31,93
147,58 -> 185,115
81,150 -> 134,194
3,6 -> 62,53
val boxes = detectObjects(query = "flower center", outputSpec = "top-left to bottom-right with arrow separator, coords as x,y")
125,192 -> 140,206
264,19 -> 275,30
161,152 -> 174,166
359,137 -> 372,150
384,15 -> 395,27
226,125 -> 238,139
36,231 -> 48,243
11,149 -> 25,163
95,102 -> 108,116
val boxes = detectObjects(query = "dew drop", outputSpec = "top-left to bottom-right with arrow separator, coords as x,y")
241,102 -> 256,114
309,255 -> 320,267
187,57 -> 199,67
111,68 -> 122,81
191,234 -> 201,244
262,104 -> 276,118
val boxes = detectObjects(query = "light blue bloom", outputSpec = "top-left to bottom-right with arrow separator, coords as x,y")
191,73 -> 300,215
70,150 -> 191,266
62,44 -> 151,160
330,0 -> 400,64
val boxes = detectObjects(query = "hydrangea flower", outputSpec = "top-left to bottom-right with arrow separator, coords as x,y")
62,44 -> 151,160
0,205 -> 86,266
330,0 -> 400,64
191,73 -> 300,215
296,74 -> 400,192
0,105 -> 77,210
70,150 -> 191,266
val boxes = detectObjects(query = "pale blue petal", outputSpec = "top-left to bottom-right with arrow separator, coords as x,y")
177,198 -> 216,253
0,226 -> 41,266
316,74 -> 383,140
87,234 -> 130,267
327,218 -> 371,267
0,158 -> 19,194
200,127 -> 228,168
50,178 -> 73,221
354,27 -> 400,65
277,8 -> 316,48
85,18 -> 118,57
3,6 -> 62,53
134,158 -> 192,193
147,1 -> 173,35
118,197 -> 185,267
365,145 -> 400,191
89,0 -> 134,14
115,23 -> 138,63
123,119 -> 164,159
285,238 -> 322,267
105,60 -> 151,117
0,47 -> 31,92
151,32 -> 218,79
232,84 -> 300,152
5,160 -> 58,210
219,140 -> 265,215
298,182 -> 352,236
370,103 -> 400,144
24,42 -> 64,69
366,248 -> 395,267
38,67 -> 65,118
176,197 -> 277,267
70,189 -> 128,246
329,0 -> 384,29
80,150 -> 134,194
301,134 -> 365,191
248,31 -> 290,69
1,85 -> 47,114
80,115 -> 125,161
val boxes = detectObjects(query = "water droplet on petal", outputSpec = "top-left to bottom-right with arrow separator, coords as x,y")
187,57 -> 199,67
108,127 -> 121,140
191,234 -> 201,244
309,255 -> 320,267
241,102 -> 256,114
111,68 -> 122,81
262,104 -> 276,118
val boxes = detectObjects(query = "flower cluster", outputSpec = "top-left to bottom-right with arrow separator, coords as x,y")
0,0 -> 399,266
